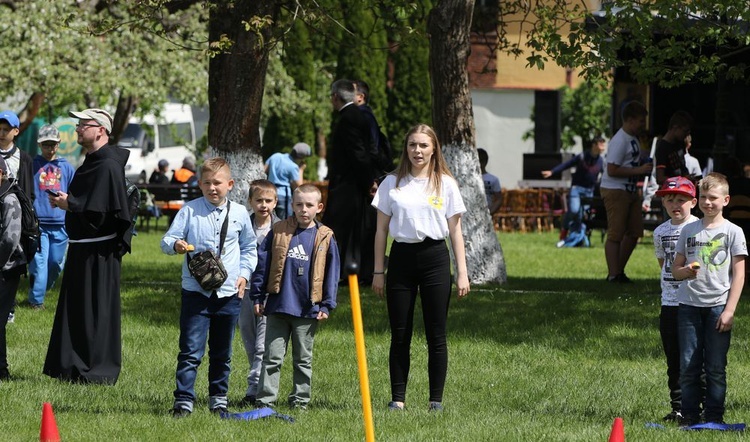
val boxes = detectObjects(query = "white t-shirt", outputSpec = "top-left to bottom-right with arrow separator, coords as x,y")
653,215 -> 699,306
482,172 -> 501,208
372,174 -> 466,243
600,128 -> 642,193
684,153 -> 702,178
676,219 -> 748,307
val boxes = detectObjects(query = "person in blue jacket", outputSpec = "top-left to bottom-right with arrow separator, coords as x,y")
541,137 -> 606,242
27,125 -> 75,309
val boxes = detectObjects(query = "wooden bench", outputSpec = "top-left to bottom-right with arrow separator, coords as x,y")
136,183 -> 203,231
580,196 -> 663,242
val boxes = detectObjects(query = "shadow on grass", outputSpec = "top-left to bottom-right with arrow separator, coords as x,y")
324,276 -> 663,363
120,246 -> 663,364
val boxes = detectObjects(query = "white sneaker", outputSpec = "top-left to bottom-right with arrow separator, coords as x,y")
556,240 -> 566,248
7,312 -> 14,324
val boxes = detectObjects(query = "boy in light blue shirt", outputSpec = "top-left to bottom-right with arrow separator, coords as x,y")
162,158 -> 257,417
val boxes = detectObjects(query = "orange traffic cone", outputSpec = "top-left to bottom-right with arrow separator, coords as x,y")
40,402 -> 61,442
608,417 -> 624,442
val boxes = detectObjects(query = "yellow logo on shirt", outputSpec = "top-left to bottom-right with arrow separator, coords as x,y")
428,196 -> 443,210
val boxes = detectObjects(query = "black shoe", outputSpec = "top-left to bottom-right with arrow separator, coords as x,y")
210,406 -> 228,415
171,407 -> 191,418
239,395 -> 256,408
663,410 -> 682,421
617,273 -> 633,283
678,414 -> 700,427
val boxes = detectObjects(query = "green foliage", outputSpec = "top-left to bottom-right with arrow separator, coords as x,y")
559,78 -> 611,148
334,1 -> 389,124
523,79 -> 611,150
385,0 -> 432,160
0,1 -> 207,116
2,230 -> 748,441
523,0 -> 750,87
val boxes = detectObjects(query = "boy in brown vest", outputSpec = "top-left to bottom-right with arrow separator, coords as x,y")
250,183 -> 340,410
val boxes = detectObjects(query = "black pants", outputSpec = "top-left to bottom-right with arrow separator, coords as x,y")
386,238 -> 451,403
660,306 -> 681,412
0,272 -> 21,373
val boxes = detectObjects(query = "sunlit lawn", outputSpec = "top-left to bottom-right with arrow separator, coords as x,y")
0,227 -> 748,441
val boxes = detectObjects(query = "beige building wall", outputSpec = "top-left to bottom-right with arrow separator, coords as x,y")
493,0 -> 601,90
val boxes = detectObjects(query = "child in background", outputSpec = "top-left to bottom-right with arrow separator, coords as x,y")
0,156 -> 26,380
478,148 -> 502,214
652,176 -> 699,422
672,173 -> 747,426
161,158 -> 257,417
251,183 -> 340,410
238,179 -> 280,406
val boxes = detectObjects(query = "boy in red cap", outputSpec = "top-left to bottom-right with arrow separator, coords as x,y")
652,176 -> 699,422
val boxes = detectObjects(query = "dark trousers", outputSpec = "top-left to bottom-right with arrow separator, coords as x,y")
660,306 -> 681,412
386,238 -> 451,403
0,273 -> 20,373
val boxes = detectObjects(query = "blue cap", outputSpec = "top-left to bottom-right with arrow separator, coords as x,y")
0,110 -> 19,128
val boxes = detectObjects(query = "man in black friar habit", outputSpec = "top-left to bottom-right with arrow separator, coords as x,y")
43,108 -> 133,385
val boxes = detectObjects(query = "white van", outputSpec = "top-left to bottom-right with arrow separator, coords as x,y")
119,103 -> 196,182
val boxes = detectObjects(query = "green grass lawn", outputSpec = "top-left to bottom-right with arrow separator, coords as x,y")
1,228 -> 748,441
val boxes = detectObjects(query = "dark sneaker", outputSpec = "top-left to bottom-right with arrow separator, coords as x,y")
388,401 -> 404,411
210,406 -> 228,415
239,395 -> 256,408
428,402 -> 443,412
171,407 -> 191,418
663,410 -> 682,421
31,304 -> 45,311
678,414 -> 700,427
617,273 -> 633,283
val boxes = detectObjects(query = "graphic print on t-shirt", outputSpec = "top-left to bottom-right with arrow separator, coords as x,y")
38,164 -> 63,193
692,233 -> 729,270
428,195 -> 443,210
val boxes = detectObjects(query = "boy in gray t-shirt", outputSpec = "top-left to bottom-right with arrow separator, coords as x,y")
672,173 -> 748,427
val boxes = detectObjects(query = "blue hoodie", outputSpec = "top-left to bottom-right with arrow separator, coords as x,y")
32,155 -> 76,225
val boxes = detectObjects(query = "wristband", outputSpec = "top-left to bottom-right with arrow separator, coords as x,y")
373,271 -> 385,275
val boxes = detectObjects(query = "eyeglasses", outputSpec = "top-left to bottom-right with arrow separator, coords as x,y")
76,123 -> 101,130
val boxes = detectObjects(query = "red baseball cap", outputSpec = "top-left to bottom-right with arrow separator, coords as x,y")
656,176 -> 696,198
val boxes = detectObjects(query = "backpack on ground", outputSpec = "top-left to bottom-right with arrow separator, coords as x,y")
1,182 -> 40,263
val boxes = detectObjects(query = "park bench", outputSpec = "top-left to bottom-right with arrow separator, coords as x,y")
580,196 -> 663,242
136,183 -> 203,231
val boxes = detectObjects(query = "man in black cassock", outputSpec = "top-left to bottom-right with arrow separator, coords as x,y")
43,108 -> 132,385
322,79 -> 377,284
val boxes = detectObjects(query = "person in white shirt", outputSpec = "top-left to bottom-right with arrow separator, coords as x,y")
372,124 -> 470,413
600,101 -> 653,283
683,135 -> 703,179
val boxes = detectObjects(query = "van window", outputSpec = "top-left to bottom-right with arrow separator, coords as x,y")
158,123 -> 193,149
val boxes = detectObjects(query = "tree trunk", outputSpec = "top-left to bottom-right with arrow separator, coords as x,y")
428,0 -> 506,284
208,2 -> 277,200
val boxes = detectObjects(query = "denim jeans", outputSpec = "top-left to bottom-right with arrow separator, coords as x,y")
238,295 -> 266,397
28,224 -> 68,306
174,290 -> 240,412
678,304 -> 731,422
563,185 -> 594,232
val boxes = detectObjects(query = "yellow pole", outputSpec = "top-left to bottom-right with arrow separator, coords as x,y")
347,264 -> 375,442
